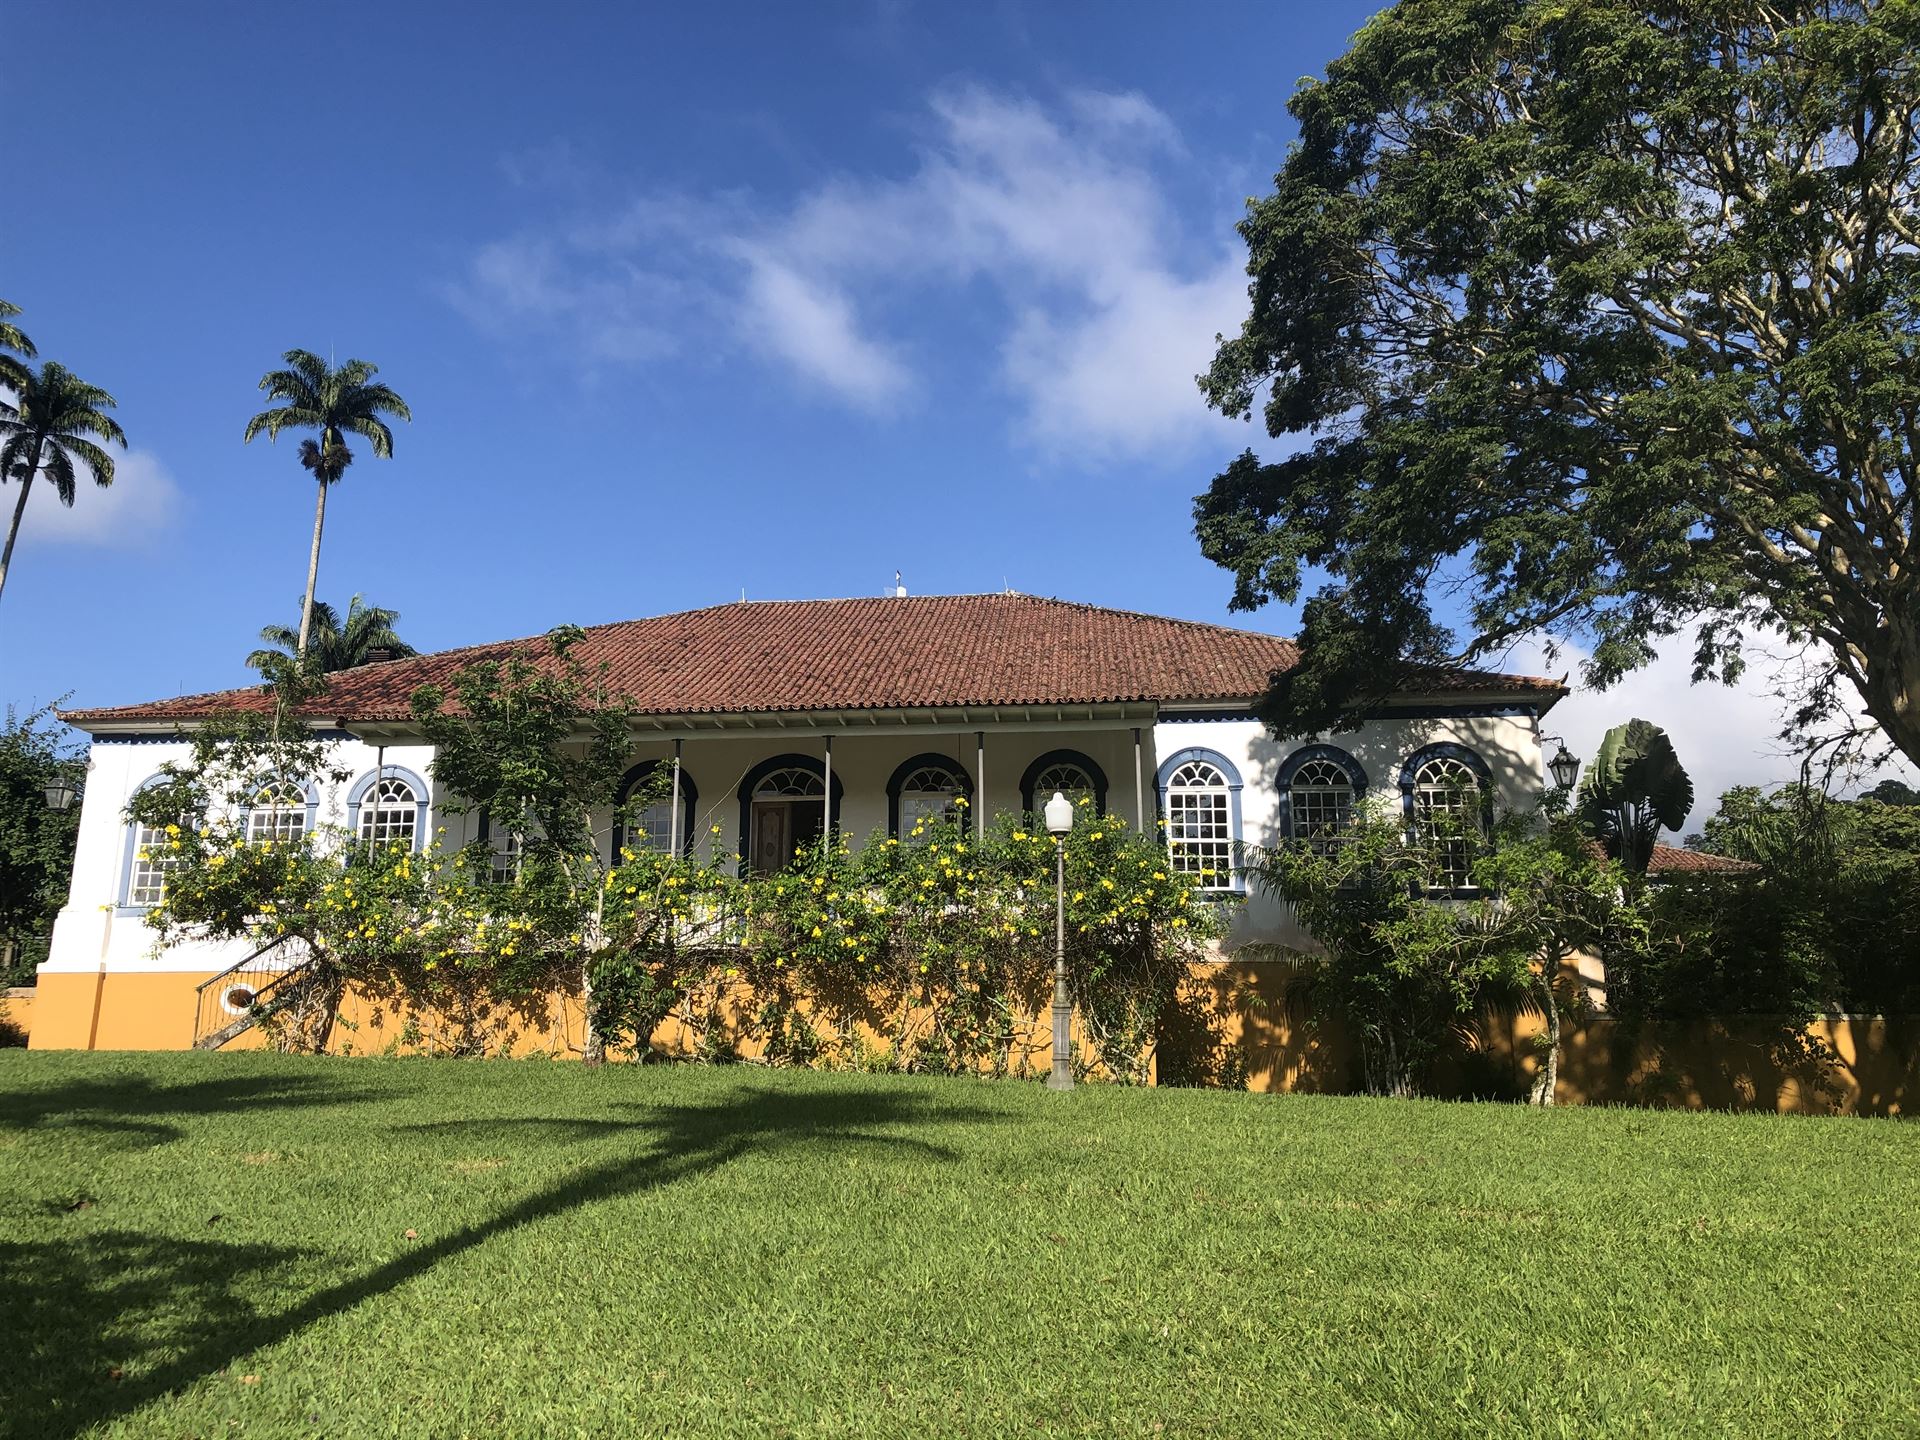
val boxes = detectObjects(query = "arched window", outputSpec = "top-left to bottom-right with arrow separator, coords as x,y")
887,754 -> 972,837
1277,746 -> 1368,855
1400,745 -> 1492,890
1019,750 -> 1108,815
346,767 -> 428,852
246,780 -> 313,846
738,755 -> 843,875
613,761 -> 699,857
1157,749 -> 1242,890
121,775 -> 189,911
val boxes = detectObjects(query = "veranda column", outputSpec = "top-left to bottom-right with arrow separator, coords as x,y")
670,739 -> 683,855
975,730 -> 985,842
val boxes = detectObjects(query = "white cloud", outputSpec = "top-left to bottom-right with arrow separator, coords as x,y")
451,85 -> 1250,457
1507,631 -> 1920,834
20,448 -> 180,548
734,250 -> 912,409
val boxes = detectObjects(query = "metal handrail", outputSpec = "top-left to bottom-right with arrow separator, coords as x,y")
192,933 -> 314,1048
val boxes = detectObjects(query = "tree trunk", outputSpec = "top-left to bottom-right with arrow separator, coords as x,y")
1530,951 -> 1562,1107
581,957 -> 605,1065
1861,613 -> 1920,772
296,477 -> 329,655
0,439 -> 47,606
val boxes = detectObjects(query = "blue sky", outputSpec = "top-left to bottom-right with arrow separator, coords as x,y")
2,1 -> 1906,821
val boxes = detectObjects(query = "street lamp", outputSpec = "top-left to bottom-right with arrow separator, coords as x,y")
1544,739 -> 1581,792
1043,790 -> 1075,1092
42,776 -> 78,812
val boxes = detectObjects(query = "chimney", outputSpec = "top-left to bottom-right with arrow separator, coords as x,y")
892,569 -> 908,598
362,646 -> 399,666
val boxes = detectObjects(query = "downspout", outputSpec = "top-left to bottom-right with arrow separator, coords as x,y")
1133,727 -> 1144,833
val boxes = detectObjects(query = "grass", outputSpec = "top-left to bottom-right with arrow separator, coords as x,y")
1,1054 -> 1915,1439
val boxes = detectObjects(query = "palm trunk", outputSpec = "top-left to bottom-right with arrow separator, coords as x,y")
0,438 -> 47,606
296,477 -> 329,655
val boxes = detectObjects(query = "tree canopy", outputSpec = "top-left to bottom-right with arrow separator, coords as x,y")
243,349 -> 411,657
247,594 -> 416,676
1196,0 -> 1920,766
0,360 -> 127,605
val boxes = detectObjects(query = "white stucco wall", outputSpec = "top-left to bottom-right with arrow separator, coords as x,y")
1151,708 -> 1548,949
44,707 -> 1548,978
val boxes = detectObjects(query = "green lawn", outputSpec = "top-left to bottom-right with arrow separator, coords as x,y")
1,1055 -> 1915,1440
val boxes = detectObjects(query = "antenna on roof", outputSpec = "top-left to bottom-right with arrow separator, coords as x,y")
891,570 -> 907,598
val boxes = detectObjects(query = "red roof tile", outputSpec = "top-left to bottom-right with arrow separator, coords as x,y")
1581,840 -> 1759,877
1646,844 -> 1760,876
61,594 -> 1566,727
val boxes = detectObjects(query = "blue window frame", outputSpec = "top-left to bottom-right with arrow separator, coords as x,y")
1019,749 -> 1108,815
886,753 -> 972,837
1155,748 -> 1244,892
118,774 -> 183,914
345,766 -> 429,852
1399,743 -> 1493,892
613,759 -> 700,857
1276,745 -> 1368,850
245,777 -> 320,846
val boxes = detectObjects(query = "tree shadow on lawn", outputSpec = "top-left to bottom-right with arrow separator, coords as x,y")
0,1071 -> 380,1152
0,1081 -> 996,1440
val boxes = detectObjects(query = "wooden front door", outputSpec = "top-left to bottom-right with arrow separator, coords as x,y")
751,803 -> 790,875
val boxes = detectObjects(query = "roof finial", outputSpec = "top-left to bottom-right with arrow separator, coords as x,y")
892,570 -> 908,598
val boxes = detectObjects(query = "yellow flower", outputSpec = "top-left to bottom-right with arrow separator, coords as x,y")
164,823 -> 180,836
811,926 -> 823,938
1012,830 -> 1028,841
1090,832 -> 1103,842
1072,891 -> 1084,902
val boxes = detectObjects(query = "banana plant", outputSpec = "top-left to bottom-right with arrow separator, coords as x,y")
1580,719 -> 1693,876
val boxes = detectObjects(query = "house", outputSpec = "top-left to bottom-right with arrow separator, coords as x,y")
33,592 -> 1571,1051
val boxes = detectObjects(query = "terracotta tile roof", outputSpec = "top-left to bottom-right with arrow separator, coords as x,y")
1645,844 -> 1760,877
60,594 -> 1566,727
1580,840 -> 1759,877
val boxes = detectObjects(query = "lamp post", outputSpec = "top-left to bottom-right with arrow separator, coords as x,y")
1043,790 -> 1075,1091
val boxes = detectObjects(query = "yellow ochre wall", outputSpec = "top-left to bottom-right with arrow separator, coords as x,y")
24,962 -> 1918,1116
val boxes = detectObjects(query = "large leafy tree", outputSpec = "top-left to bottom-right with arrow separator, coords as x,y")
0,299 -> 35,391
247,593 -> 416,675
0,361 -> 127,606
0,704 -> 83,987
243,351 -> 411,658
1579,719 -> 1694,874
1196,0 -> 1920,764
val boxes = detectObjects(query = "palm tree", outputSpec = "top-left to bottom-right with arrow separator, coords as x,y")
0,361 -> 128,606
1579,719 -> 1695,876
243,351 -> 411,656
247,593 -> 416,674
0,300 -> 35,391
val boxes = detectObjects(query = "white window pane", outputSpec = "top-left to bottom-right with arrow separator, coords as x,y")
359,777 -> 418,849
1165,760 -> 1233,886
